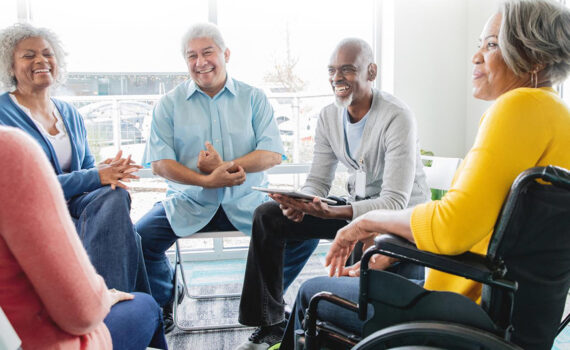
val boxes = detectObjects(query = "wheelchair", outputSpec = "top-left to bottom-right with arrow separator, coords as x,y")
297,166 -> 570,350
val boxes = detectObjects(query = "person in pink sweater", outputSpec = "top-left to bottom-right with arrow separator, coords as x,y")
0,126 -> 167,349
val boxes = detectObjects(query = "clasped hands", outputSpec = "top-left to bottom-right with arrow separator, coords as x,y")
97,150 -> 142,190
197,141 -> 245,188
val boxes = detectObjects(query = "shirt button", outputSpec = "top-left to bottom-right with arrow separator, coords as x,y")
215,139 -> 220,143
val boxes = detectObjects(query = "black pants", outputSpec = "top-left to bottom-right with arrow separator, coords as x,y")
238,201 -> 347,326
238,201 -> 425,327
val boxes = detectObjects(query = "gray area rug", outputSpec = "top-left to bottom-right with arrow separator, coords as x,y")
167,254 -> 329,350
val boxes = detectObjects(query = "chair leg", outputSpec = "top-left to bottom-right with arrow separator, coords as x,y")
172,240 -> 251,332
177,239 -> 241,300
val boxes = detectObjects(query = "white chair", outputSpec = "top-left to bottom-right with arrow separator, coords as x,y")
421,155 -> 462,191
0,307 -> 22,350
170,164 -> 314,332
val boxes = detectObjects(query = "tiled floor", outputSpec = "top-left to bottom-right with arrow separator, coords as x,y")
166,255 -> 570,350
166,254 -> 329,349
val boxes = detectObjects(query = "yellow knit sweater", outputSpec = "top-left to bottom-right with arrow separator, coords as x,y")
411,87 -> 570,302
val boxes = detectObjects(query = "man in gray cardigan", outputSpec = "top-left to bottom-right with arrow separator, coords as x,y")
237,38 -> 430,350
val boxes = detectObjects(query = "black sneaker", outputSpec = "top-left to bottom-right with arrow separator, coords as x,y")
236,321 -> 286,350
163,284 -> 185,334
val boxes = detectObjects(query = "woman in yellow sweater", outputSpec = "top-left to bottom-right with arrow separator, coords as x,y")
279,0 -> 570,349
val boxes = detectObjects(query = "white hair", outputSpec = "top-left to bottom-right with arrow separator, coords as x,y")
333,38 -> 374,66
499,0 -> 570,83
180,22 -> 226,57
0,23 -> 67,91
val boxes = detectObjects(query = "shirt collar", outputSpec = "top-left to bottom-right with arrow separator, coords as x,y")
186,74 -> 236,100
343,108 -> 370,127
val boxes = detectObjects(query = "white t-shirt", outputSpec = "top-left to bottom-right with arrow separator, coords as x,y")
9,94 -> 72,172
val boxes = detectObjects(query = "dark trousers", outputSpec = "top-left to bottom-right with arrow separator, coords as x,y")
238,200 -> 425,327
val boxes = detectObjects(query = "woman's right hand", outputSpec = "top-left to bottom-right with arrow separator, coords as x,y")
97,150 -> 142,189
108,288 -> 134,306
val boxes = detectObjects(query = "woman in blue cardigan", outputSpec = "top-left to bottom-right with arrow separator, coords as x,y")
0,23 -> 150,294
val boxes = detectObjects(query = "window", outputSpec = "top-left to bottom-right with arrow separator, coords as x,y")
218,0 -> 374,163
3,0 -> 374,165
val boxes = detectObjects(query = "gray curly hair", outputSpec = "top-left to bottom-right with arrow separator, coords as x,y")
0,23 -> 67,91
499,0 -> 570,84
181,22 -> 227,57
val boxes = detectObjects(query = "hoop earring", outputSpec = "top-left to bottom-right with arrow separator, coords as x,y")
530,70 -> 538,88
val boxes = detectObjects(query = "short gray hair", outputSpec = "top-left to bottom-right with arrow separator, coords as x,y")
0,23 -> 67,91
334,38 -> 374,66
181,22 -> 226,57
499,0 -> 570,84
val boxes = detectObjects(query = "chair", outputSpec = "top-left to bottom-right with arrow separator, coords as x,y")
168,164 -> 315,332
0,307 -> 22,350
168,157 -> 461,332
172,232 -> 249,332
421,156 -> 461,200
298,165 -> 570,350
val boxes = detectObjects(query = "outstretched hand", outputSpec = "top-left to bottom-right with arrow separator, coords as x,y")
325,216 -> 378,277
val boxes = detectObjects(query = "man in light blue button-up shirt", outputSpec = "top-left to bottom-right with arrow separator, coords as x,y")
135,23 -> 284,333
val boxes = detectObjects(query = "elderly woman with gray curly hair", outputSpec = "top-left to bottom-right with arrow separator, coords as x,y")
0,23 -> 151,294
279,0 -> 570,349
0,23 -> 168,349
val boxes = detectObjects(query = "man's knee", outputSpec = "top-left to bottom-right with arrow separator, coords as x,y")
254,200 -> 281,218
253,201 -> 283,233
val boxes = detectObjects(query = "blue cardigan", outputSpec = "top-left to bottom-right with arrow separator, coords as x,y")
0,92 -> 101,200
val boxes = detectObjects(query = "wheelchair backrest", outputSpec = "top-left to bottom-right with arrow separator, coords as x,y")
483,166 -> 570,350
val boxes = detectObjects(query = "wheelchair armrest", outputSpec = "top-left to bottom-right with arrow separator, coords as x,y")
365,234 -> 516,291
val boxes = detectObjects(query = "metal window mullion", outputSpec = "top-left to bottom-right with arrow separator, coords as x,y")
16,0 -> 32,23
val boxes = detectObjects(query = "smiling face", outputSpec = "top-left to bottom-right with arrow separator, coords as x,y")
328,43 -> 375,109
185,37 -> 230,97
471,13 -> 529,101
12,36 -> 58,92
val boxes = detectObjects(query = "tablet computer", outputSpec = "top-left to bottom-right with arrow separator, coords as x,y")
251,186 -> 338,205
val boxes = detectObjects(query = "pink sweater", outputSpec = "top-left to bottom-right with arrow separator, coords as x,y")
0,127 -> 112,349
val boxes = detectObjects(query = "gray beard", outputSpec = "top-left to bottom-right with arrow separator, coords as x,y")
334,94 -> 353,109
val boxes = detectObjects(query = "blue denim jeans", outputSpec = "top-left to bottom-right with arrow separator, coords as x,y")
104,292 -> 168,349
135,202 -> 236,307
68,186 -> 150,293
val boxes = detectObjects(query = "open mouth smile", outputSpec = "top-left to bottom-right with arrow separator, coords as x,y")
33,68 -> 51,74
196,67 -> 214,74
334,85 -> 351,96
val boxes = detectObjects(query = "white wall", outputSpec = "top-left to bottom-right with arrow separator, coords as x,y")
465,0 -> 498,152
382,0 -> 499,157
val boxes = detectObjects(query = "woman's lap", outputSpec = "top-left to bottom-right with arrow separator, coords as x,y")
104,292 -> 167,350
